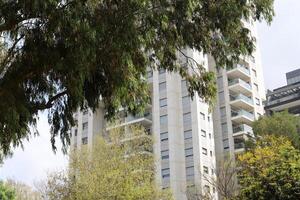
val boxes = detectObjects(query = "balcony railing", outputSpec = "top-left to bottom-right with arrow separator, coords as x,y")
228,64 -> 250,75
231,109 -> 254,120
228,79 -> 252,90
230,94 -> 253,105
232,124 -> 253,134
234,142 -> 245,149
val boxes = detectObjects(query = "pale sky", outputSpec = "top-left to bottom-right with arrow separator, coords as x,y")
1,0 -> 300,187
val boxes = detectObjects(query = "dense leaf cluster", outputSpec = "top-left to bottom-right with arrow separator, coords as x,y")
0,0 -> 274,156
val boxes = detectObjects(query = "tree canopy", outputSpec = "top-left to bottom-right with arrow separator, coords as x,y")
38,125 -> 172,200
238,135 -> 300,200
0,0 -> 274,156
0,181 -> 16,200
252,111 -> 300,149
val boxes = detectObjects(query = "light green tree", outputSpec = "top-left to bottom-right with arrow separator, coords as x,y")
39,125 -> 173,200
237,135 -> 300,200
252,111 -> 300,148
0,181 -> 16,200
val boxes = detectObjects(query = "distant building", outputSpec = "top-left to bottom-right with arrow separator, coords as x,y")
265,68 -> 300,115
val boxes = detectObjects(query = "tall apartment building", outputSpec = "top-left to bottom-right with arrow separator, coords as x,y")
265,68 -> 300,115
208,23 -> 266,164
70,49 -> 218,200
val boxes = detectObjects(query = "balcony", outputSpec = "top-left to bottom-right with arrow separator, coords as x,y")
228,78 -> 252,95
234,142 -> 245,153
230,94 -> 254,111
106,112 -> 152,131
232,124 -> 254,138
227,64 -> 251,81
231,109 -> 254,125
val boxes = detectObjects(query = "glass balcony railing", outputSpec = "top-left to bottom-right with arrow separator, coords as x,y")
232,124 -> 253,134
230,94 -> 253,105
231,109 -> 254,120
228,64 -> 250,75
228,78 -> 252,90
234,142 -> 245,149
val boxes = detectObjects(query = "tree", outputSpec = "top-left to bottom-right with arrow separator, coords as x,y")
252,111 -> 300,149
237,135 -> 300,200
0,0 -> 274,157
5,179 -> 42,200
0,181 -> 16,200
38,125 -> 173,200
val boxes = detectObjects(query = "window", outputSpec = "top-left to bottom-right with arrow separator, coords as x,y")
252,69 -> 257,77
183,112 -> 191,124
217,76 -> 223,89
159,68 -> 166,74
186,166 -> 195,177
202,147 -> 208,155
220,106 -> 226,118
200,112 -> 205,120
182,96 -> 190,107
82,137 -> 88,145
160,132 -> 168,141
160,115 -> 168,125
74,129 -> 78,136
254,83 -> 259,92
210,151 -> 213,157
159,98 -> 167,107
184,130 -> 192,140
201,130 -> 206,137
219,91 -> 225,104
209,133 -> 212,139
83,109 -> 88,115
211,169 -> 214,175
223,139 -> 229,150
255,97 -> 260,105
221,122 -> 228,135
203,166 -> 209,174
208,116 -> 210,122
185,147 -> 193,157
162,168 -> 170,178
161,150 -> 169,160
82,122 -> 88,131
159,82 -> 166,92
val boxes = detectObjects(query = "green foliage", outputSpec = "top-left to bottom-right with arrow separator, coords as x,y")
0,181 -> 16,200
238,135 -> 300,200
0,0 -> 274,156
252,111 -> 300,149
40,125 -> 173,200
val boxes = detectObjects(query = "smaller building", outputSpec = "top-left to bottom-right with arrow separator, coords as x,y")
265,68 -> 300,115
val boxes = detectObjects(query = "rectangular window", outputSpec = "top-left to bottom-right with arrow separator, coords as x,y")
200,112 -> 205,120
254,83 -> 259,92
184,130 -> 192,140
182,96 -> 190,106
82,122 -> 88,131
160,132 -> 168,141
185,147 -> 193,157
221,122 -> 228,136
159,68 -> 166,74
219,91 -> 225,104
255,97 -> 260,105
161,150 -> 169,160
186,166 -> 195,177
210,151 -> 213,157
201,130 -> 206,137
220,107 -> 226,118
208,116 -> 210,122
183,112 -> 191,124
159,98 -> 167,107
160,115 -> 168,125
159,82 -> 166,92
209,133 -> 212,139
252,69 -> 257,77
202,147 -> 208,155
162,168 -> 170,178
74,129 -> 78,136
223,139 -> 229,150
203,166 -> 209,174
82,137 -> 88,145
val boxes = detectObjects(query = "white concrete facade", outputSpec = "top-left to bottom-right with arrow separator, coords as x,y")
208,22 -> 266,164
70,49 -> 218,200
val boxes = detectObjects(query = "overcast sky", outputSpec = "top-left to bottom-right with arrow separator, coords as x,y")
1,0 -> 300,187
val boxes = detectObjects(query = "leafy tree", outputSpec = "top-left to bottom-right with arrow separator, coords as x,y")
252,111 -> 300,149
38,125 -> 173,200
5,179 -> 42,200
0,181 -> 16,200
237,135 -> 300,200
0,0 -> 274,156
